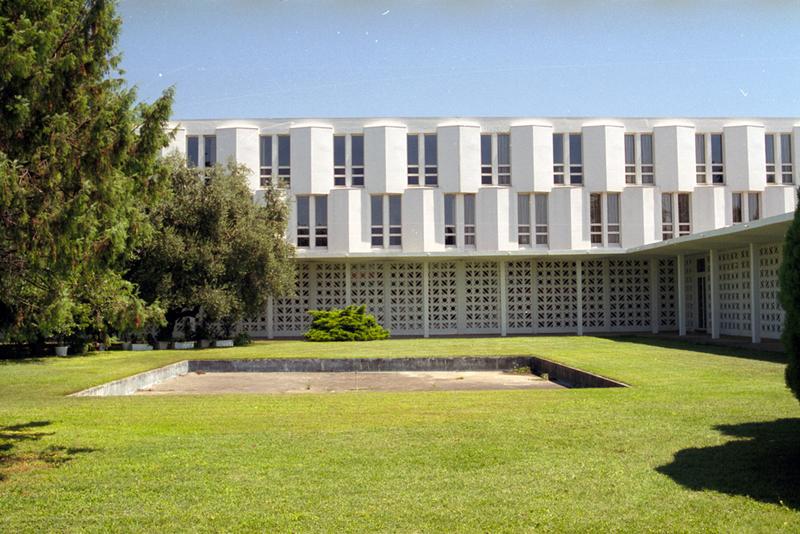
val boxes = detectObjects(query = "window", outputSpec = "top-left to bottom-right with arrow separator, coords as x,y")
590,193 -> 620,246
553,133 -> 582,185
351,135 -> 365,187
407,135 -> 420,185
624,133 -> 654,185
424,134 -> 438,186
277,135 -> 290,186
641,134 -> 654,184
625,134 -> 636,184
371,195 -> 402,248
187,136 -> 199,168
296,195 -> 327,248
661,193 -> 673,240
259,135 -> 272,187
334,135 -> 346,186
296,196 -> 310,247
710,133 -> 724,183
517,193 -> 549,246
695,134 -> 706,183
370,195 -> 383,247
314,196 -> 327,247
463,194 -> 476,246
481,135 -> 492,185
444,194 -> 456,246
767,133 -> 794,184
660,193 -> 691,240
732,192 -> 759,223
203,135 -> 216,167
498,134 -> 511,185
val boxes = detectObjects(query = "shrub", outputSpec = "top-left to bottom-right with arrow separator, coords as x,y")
305,305 -> 390,342
233,332 -> 252,347
780,191 -> 800,402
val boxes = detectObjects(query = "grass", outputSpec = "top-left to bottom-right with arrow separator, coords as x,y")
1,336 -> 799,532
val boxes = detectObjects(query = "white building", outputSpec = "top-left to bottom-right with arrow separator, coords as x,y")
165,117 -> 799,343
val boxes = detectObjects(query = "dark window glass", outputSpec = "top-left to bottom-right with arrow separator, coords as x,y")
464,194 -> 475,225
424,134 -> 437,164
590,194 -> 602,224
481,135 -> 492,165
517,194 -> 530,225
278,135 -> 291,166
297,196 -> 309,227
407,135 -> 419,165
662,193 -> 673,223
204,136 -> 216,166
351,135 -> 364,166
732,193 -> 742,223
371,196 -> 383,226
553,134 -> 564,163
749,193 -> 760,221
781,134 -> 792,164
765,134 -> 775,164
315,196 -> 327,226
695,134 -> 706,163
678,194 -> 690,223
444,195 -> 455,225
389,195 -> 401,227
624,134 -> 635,165
497,134 -> 510,165
711,134 -> 723,163
641,134 -> 653,165
260,136 -> 272,167
607,194 -> 620,225
187,136 -> 199,167
569,134 -> 582,164
334,135 -> 346,166
535,194 -> 548,225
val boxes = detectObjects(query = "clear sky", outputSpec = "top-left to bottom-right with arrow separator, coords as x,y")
117,0 -> 800,119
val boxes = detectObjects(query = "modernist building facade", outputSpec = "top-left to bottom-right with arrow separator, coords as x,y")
165,117 -> 799,342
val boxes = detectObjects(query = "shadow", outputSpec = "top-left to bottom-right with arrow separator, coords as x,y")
657,418 -> 800,509
603,334 -> 787,364
0,421 -> 96,482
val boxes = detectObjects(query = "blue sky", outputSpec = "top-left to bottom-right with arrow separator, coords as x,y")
117,1 -> 800,119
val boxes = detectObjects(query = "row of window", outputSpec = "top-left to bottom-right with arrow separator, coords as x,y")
187,132 -> 794,189
294,189 -> 762,250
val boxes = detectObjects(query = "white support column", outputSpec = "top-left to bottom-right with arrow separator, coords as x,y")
750,243 -> 762,344
499,260 -> 508,337
576,260 -> 584,336
266,296 -> 274,340
422,261 -> 430,338
709,249 -> 720,339
650,258 -> 659,334
531,260 -> 539,335
677,254 -> 686,336
345,263 -> 352,306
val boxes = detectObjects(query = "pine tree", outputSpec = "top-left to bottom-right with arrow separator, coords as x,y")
780,192 -> 800,401
0,1 -> 174,342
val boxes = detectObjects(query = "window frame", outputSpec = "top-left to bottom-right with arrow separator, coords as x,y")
553,133 -> 583,185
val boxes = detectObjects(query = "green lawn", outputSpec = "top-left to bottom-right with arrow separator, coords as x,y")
1,336 -> 799,532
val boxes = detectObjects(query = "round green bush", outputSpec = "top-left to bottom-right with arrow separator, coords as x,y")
304,305 -> 390,342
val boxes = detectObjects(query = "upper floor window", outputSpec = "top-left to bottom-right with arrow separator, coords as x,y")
696,133 -> 724,184
407,135 -> 420,185
277,135 -> 291,187
424,134 -> 438,186
351,135 -> 365,187
203,135 -> 216,167
661,193 -> 691,240
590,193 -> 620,247
334,135 -> 346,186
766,133 -> 793,184
517,193 -> 548,247
259,135 -> 272,187
370,195 -> 402,247
463,193 -> 476,246
481,133 -> 512,186
553,133 -> 583,185
187,136 -> 199,168
296,195 -> 327,248
624,133 -> 654,185
444,194 -> 456,246
732,192 -> 761,223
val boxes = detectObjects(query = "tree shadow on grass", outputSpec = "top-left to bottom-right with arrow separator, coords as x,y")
657,418 -> 800,509
604,335 -> 787,364
0,421 -> 96,482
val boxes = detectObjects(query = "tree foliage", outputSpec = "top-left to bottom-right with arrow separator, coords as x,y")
780,192 -> 800,402
127,156 -> 295,339
0,0 -> 174,341
305,305 -> 390,342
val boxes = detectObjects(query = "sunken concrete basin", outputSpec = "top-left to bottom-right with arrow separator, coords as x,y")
69,356 -> 627,397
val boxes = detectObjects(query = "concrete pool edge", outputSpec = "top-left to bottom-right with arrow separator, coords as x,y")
69,356 -> 628,397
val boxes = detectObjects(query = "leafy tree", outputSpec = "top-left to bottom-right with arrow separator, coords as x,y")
0,0 -> 174,342
780,192 -> 800,401
305,305 -> 390,342
127,156 -> 295,340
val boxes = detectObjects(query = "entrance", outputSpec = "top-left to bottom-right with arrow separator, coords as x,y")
696,258 -> 707,332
